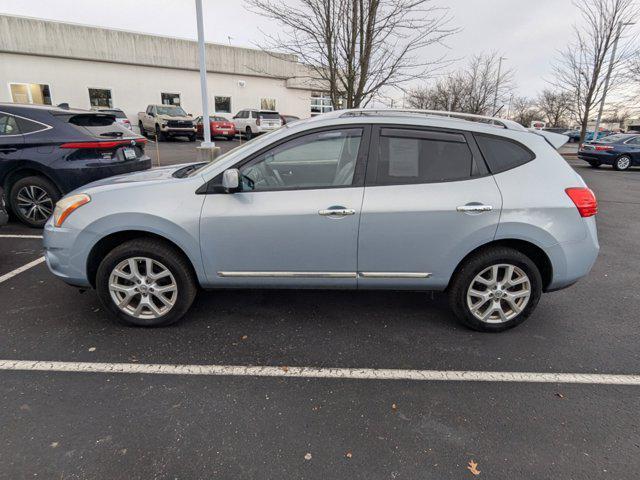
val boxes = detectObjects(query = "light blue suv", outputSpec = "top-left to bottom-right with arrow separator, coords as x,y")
43,110 -> 599,332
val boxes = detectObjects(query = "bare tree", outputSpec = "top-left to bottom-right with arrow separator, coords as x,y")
550,0 -> 637,143
536,89 -> 573,127
405,52 -> 514,115
509,97 -> 541,127
246,0 -> 458,108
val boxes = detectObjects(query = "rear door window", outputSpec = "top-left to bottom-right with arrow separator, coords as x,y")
0,114 -> 20,135
374,128 -> 474,185
474,134 -> 535,173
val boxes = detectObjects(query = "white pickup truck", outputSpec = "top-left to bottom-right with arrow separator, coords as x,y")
137,104 -> 197,141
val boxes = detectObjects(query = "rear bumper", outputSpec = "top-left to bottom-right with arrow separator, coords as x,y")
52,157 -> 151,193
545,217 -> 599,291
577,151 -> 616,164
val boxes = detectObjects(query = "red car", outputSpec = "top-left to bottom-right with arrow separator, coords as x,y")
196,115 -> 237,140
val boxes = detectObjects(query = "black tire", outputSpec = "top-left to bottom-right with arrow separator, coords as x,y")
96,238 -> 197,327
613,155 -> 631,171
226,135 -> 235,141
138,122 -> 146,137
588,160 -> 601,168
9,175 -> 61,228
448,246 -> 542,332
245,127 -> 253,140
155,124 -> 166,141
188,134 -> 196,142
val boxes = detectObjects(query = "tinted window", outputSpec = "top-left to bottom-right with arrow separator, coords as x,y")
376,130 -> 473,185
65,114 -> 131,137
625,136 -> 640,145
15,117 -> 47,134
99,109 -> 127,119
240,128 -> 363,191
0,114 -> 19,135
475,134 -> 534,173
258,112 -> 280,120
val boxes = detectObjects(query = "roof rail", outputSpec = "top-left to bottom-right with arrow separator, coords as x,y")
338,108 -> 527,132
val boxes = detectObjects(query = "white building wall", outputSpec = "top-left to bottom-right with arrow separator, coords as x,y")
0,53 -> 313,124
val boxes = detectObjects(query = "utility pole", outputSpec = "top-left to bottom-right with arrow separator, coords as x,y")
195,0 -> 213,149
492,56 -> 506,116
592,21 -> 635,138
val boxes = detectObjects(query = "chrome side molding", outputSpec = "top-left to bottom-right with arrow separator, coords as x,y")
217,271 -> 357,278
358,272 -> 432,278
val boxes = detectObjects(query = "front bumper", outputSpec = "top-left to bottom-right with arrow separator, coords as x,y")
43,220 -> 92,287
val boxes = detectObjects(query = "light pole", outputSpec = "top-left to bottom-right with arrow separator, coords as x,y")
195,0 -> 213,149
592,21 -> 635,138
492,56 -> 507,116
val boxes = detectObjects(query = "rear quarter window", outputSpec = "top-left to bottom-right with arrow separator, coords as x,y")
474,134 -> 535,174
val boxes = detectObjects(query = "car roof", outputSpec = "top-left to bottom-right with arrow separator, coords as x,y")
0,102 -> 90,115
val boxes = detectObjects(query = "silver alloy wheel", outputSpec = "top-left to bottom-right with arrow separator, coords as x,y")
108,257 -> 178,319
466,263 -> 531,324
617,156 -> 631,170
16,185 -> 54,223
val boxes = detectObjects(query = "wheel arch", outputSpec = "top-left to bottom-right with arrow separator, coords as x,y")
86,230 -> 199,289
3,166 -> 62,196
447,239 -> 553,291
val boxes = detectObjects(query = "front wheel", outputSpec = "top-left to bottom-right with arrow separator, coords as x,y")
96,238 -> 197,327
188,134 -> 196,142
448,247 -> 542,332
613,155 -> 631,171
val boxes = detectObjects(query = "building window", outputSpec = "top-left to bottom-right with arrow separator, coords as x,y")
215,96 -> 231,113
311,92 -> 333,116
9,83 -> 52,105
260,98 -> 276,111
161,93 -> 181,106
88,88 -> 112,108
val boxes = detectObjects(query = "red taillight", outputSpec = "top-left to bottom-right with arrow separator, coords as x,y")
61,139 -> 147,149
565,187 -> 598,217
594,145 -> 614,151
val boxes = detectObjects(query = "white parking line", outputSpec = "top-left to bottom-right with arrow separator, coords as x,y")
0,234 -> 43,239
0,257 -> 45,284
0,359 -> 639,385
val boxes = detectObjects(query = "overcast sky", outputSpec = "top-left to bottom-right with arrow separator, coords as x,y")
0,0 -> 624,98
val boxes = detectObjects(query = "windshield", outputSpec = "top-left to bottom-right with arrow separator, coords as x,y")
187,127 -> 285,177
157,106 -> 187,116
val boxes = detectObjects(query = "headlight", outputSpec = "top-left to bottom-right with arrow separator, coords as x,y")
53,194 -> 90,227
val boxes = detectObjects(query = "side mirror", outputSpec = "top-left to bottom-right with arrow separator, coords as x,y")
222,168 -> 240,192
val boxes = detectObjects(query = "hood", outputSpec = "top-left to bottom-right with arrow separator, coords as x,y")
158,114 -> 194,121
72,163 -> 201,194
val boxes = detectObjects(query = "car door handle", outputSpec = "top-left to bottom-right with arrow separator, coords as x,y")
457,204 -> 493,213
318,207 -> 356,217
0,147 -> 17,153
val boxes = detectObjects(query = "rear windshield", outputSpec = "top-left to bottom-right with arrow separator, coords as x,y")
211,116 -> 228,122
100,109 -> 127,118
65,114 -> 133,138
598,134 -> 629,143
258,112 -> 280,119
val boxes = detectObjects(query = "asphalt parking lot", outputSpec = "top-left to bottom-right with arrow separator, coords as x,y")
1,145 -> 639,479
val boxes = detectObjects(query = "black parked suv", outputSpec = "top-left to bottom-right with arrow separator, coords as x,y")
0,104 -> 151,227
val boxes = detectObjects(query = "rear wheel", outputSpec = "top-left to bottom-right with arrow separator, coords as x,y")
448,247 -> 542,332
96,238 -> 197,327
613,155 -> 631,171
188,134 -> 196,142
9,176 -> 60,228
138,122 -> 146,137
245,127 -> 253,140
588,160 -> 601,168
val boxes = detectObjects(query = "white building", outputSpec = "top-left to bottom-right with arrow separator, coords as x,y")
0,15 -> 334,127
